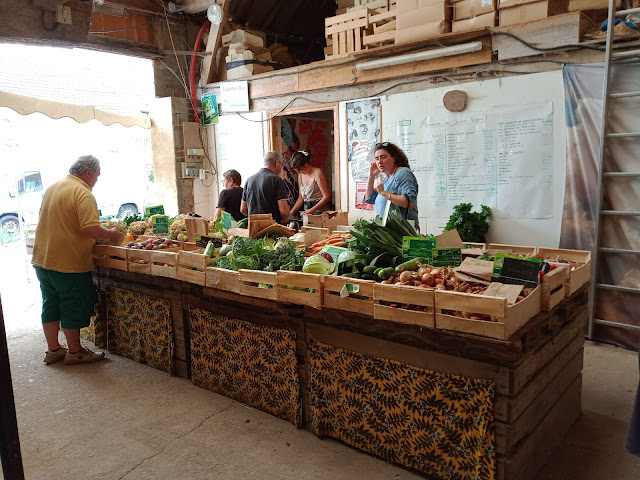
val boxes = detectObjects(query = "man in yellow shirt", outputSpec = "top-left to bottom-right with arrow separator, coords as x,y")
32,155 -> 124,365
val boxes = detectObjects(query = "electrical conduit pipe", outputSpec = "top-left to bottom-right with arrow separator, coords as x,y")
190,19 -> 210,124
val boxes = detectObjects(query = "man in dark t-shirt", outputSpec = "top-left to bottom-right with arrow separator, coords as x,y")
241,151 -> 290,224
215,169 -> 245,221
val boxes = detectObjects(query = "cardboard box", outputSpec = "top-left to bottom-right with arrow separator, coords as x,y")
396,0 -> 447,11
499,0 -> 554,25
453,0 -> 496,20
306,211 -> 349,228
395,20 -> 451,44
452,11 -> 497,30
396,2 -> 451,31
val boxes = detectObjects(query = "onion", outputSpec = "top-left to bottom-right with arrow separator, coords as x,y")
421,273 -> 435,286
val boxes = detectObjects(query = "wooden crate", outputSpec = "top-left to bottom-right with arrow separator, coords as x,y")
205,267 -> 240,293
536,248 -> 591,296
323,276 -> 376,317
127,249 -> 151,275
238,269 -> 278,301
435,286 -> 542,340
325,9 -> 372,59
485,243 -> 537,258
540,266 -> 568,311
93,245 -> 128,271
277,271 -> 324,309
349,0 -> 390,12
363,9 -> 396,47
177,249 -> 215,286
150,250 -> 178,278
373,283 -> 435,327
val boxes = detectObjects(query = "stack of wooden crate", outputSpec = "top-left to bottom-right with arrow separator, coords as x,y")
326,0 -> 399,58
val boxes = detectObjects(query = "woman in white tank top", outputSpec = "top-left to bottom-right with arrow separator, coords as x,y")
289,150 -> 331,217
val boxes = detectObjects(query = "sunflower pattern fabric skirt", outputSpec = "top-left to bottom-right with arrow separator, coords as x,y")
80,308 -> 106,347
106,287 -> 173,373
309,341 -> 496,480
188,306 -> 301,427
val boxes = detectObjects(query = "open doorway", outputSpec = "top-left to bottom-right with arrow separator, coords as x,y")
270,104 -> 340,215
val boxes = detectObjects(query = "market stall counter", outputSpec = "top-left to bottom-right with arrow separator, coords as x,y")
92,265 -> 587,480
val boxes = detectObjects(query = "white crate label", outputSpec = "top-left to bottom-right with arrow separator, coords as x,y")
340,283 -> 360,298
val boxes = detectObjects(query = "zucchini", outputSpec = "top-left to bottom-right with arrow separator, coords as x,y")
395,257 -> 427,273
354,261 -> 366,273
341,272 -> 363,279
378,267 -> 396,280
363,265 -> 378,274
203,241 -> 215,257
361,273 -> 380,282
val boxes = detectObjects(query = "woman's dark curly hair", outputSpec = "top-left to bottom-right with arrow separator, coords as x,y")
375,142 -> 410,169
291,150 -> 312,170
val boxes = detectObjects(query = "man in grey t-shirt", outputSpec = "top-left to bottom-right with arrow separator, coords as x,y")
241,151 -> 291,224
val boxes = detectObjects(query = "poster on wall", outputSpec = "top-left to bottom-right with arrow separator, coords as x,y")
355,181 -> 373,210
347,99 -> 381,209
405,102 -> 554,219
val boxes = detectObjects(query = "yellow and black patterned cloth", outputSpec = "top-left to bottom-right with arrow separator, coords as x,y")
80,308 -> 105,347
189,307 -> 301,427
106,287 -> 173,373
309,341 -> 496,480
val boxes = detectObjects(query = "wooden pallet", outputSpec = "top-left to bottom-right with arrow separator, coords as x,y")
323,276 -> 376,317
536,248 -> 591,296
205,267 -> 240,294
435,286 -> 542,340
238,269 -> 278,301
277,271 -> 324,309
93,245 -> 128,271
373,283 -> 435,327
325,9 -> 373,59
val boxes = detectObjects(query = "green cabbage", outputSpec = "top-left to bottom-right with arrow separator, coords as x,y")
302,255 -> 335,275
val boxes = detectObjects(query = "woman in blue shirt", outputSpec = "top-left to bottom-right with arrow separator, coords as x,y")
364,142 -> 420,231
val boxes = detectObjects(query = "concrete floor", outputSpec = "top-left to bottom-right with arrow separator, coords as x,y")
2,241 -> 640,480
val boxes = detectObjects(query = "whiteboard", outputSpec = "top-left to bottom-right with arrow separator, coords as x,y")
345,70 -> 567,248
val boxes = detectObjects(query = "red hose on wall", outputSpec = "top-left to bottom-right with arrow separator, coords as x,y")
190,20 -> 211,124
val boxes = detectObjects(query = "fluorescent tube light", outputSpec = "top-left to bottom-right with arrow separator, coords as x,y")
355,41 -> 484,72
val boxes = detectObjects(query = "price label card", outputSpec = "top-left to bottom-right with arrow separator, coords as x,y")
221,210 -> 233,230
492,253 -> 541,288
145,205 -> 165,216
432,248 -> 462,267
402,236 -> 436,262
195,234 -> 224,248
152,220 -> 169,235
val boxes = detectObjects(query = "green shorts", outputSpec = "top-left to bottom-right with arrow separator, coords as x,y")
34,266 -> 96,329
